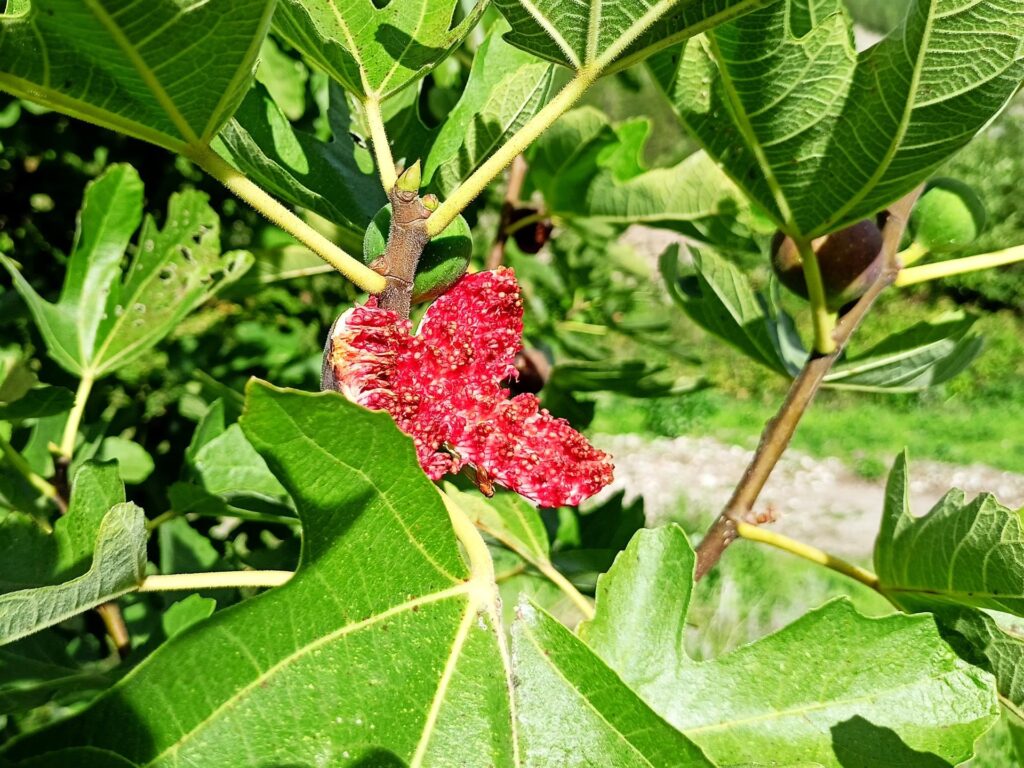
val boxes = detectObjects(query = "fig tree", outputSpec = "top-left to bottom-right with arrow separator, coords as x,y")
771,219 -> 884,311
908,178 -> 986,254
363,204 -> 472,303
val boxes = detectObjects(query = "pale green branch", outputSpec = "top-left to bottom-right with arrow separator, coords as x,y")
187,146 -> 386,294
896,244 -> 1024,287
795,239 -> 837,355
736,521 -> 880,591
137,570 -> 293,592
426,70 -> 599,236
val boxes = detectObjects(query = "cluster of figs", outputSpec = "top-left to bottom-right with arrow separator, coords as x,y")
772,178 -> 986,311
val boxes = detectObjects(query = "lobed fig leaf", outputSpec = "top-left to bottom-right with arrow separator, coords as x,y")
771,219 -> 884,311
909,178 -> 987,254
363,204 -> 472,303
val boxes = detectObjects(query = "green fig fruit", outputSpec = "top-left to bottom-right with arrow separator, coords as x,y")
909,178 -> 986,253
772,219 -> 884,311
363,204 -> 472,303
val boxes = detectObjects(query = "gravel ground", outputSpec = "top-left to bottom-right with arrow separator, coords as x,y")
595,433 -> 1024,559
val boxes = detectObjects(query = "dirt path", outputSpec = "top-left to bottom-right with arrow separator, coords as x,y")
595,433 -> 1024,559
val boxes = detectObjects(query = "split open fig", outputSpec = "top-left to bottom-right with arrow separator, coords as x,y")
771,219 -> 884,312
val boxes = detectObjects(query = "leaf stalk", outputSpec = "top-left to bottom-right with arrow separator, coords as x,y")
136,570 -> 293,592
188,147 -> 386,294
735,521 -> 880,591
426,69 -> 598,237
364,96 -> 398,192
794,238 -> 837,355
0,431 -> 62,515
895,244 -> 1024,287
59,373 -> 95,460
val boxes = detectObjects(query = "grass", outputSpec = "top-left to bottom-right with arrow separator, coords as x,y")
590,288 -> 1024,478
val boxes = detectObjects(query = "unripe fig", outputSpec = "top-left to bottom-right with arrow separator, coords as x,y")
363,204 -> 472,303
509,207 -> 553,255
771,219 -> 884,311
909,178 -> 986,253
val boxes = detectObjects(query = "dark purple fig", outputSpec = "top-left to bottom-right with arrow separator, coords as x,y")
771,219 -> 884,312
510,207 -> 553,255
503,349 -> 551,395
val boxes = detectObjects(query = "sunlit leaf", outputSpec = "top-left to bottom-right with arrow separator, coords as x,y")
493,0 -> 767,74
214,82 -> 384,251
652,0 -> 1024,236
423,22 -> 555,196
529,108 -> 764,253
1,164 -> 252,379
825,313 -> 983,392
660,245 -> 800,375
0,463 -> 146,646
513,600 -> 714,767
876,451 -> 1024,617
0,0 -> 274,153
3,382 -> 518,766
273,0 -> 487,100
580,525 -> 998,766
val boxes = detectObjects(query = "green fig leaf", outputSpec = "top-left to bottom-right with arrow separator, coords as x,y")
579,525 -> 998,766
651,0 -> 1024,237
2,382 -> 519,766
493,0 -> 768,74
423,21 -> 556,197
876,451 -> 1024,616
214,81 -> 385,253
528,108 -> 764,253
513,600 -> 714,767
1,164 -> 252,379
0,0 -> 274,153
272,0 -> 487,101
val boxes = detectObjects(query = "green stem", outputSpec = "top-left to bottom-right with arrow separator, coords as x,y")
896,244 -> 1024,287
60,373 -> 94,460
503,210 -> 547,236
187,146 -> 386,294
896,240 -> 930,267
136,570 -> 293,592
426,69 -> 599,237
735,521 -> 880,591
535,559 -> 595,621
364,97 -> 397,192
145,510 -> 179,532
794,239 -> 837,355
0,431 -> 61,515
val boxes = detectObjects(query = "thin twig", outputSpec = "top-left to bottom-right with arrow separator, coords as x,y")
693,189 -> 923,581
486,155 -> 529,270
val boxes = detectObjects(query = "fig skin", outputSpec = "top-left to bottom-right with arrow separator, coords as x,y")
363,204 -> 472,303
909,178 -> 986,253
772,219 -> 884,312
509,207 -> 553,254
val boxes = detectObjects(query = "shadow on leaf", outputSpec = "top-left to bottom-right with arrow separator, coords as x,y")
832,716 -> 952,767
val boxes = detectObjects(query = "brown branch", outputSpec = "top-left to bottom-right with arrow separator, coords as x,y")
376,165 -> 432,318
693,188 -> 923,581
486,155 -> 529,271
